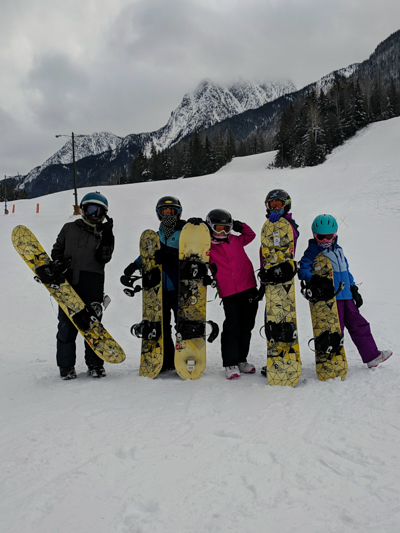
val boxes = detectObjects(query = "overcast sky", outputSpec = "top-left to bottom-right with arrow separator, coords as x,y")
1,0 -> 399,176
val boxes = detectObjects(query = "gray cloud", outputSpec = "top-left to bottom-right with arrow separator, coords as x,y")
1,0 -> 400,175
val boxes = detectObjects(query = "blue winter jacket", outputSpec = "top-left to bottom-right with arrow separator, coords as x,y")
135,222 -> 183,292
298,238 -> 355,300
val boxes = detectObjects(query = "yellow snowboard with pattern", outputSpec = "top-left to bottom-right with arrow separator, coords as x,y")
309,253 -> 348,381
261,218 -> 301,387
174,223 -> 212,379
138,230 -> 164,378
11,225 -> 125,364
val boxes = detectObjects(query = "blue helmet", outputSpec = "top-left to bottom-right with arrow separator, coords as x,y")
80,191 -> 108,225
311,214 -> 338,234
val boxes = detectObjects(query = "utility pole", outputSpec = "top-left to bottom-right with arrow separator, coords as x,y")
4,175 -> 8,215
55,132 -> 83,215
71,132 -> 79,214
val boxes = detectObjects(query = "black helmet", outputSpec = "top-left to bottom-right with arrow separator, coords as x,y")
80,191 -> 108,226
156,196 -> 182,221
265,189 -> 291,215
206,209 -> 233,240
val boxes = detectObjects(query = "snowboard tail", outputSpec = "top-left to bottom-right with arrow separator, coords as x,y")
261,218 -> 301,387
11,225 -> 125,364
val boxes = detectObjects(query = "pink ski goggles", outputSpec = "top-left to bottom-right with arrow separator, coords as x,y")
314,232 -> 337,243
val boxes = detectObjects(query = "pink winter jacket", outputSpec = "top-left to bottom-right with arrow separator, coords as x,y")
209,223 -> 257,298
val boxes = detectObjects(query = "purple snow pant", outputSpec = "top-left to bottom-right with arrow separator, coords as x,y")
336,299 -> 379,364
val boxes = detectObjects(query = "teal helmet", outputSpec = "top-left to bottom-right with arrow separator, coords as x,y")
80,191 -> 108,226
312,214 -> 338,247
311,214 -> 338,234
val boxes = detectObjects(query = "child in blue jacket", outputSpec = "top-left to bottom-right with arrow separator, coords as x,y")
298,214 -> 392,369
123,196 -> 187,372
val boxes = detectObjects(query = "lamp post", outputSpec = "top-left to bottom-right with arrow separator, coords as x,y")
4,175 -> 8,215
55,132 -> 84,215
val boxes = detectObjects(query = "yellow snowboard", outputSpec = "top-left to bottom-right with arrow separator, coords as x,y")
11,225 -> 125,364
174,223 -> 211,379
309,253 -> 348,381
261,218 -> 301,387
138,230 -> 164,378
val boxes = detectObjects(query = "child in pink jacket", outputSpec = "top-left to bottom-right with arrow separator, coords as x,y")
205,209 -> 259,380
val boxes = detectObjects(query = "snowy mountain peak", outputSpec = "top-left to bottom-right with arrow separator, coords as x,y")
22,132 -> 123,185
145,78 -> 296,154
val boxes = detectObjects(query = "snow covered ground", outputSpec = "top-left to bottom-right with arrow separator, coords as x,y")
1,117 -> 400,533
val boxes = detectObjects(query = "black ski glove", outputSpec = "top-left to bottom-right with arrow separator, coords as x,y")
124,262 -> 139,276
232,220 -> 243,233
187,217 -> 203,226
97,218 -> 114,247
351,285 -> 363,308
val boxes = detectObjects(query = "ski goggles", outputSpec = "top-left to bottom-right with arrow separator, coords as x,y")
157,206 -> 182,217
85,204 -> 105,217
267,199 -> 284,209
211,224 -> 232,235
314,232 -> 336,243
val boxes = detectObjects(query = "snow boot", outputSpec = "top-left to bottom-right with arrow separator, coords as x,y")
60,366 -> 77,380
88,365 -> 106,378
238,362 -> 256,374
367,350 -> 393,368
225,366 -> 241,380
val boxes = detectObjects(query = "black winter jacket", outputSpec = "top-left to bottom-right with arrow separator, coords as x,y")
51,219 -> 114,286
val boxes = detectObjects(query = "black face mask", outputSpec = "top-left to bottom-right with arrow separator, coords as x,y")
161,215 -> 177,238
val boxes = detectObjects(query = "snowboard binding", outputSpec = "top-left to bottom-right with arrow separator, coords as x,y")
258,261 -> 297,286
263,321 -> 298,343
35,258 -> 70,288
120,275 -> 143,297
180,260 -> 218,289
175,320 -> 219,343
73,302 -> 103,332
309,330 -> 344,357
301,279 -> 344,303
130,320 -> 162,340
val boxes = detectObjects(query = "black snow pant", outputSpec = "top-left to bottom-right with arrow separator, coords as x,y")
221,287 -> 259,367
56,271 -> 105,369
161,289 -> 178,371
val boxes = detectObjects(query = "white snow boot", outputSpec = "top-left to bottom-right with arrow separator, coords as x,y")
367,350 -> 393,368
238,362 -> 256,374
225,366 -> 241,380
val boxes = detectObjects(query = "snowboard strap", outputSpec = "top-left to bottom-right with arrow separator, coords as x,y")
309,330 -> 344,355
265,321 -> 298,343
120,275 -> 143,297
73,303 -> 102,332
176,321 -> 205,340
175,320 -> 219,343
131,320 -> 162,340
206,320 -> 219,343
142,267 -> 161,290
258,261 -> 297,286
120,274 -> 141,288
301,280 -> 345,302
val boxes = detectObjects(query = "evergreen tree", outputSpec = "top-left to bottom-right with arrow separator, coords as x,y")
130,150 -> 148,183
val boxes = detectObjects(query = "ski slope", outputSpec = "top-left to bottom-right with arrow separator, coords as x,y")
1,117 -> 400,533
